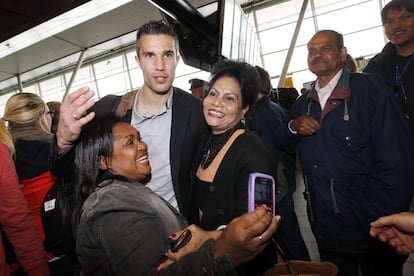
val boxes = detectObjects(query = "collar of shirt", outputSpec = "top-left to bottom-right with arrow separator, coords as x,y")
315,68 -> 343,110
133,88 -> 173,122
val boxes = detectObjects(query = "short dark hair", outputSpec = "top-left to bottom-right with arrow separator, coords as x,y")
208,60 -> 260,108
135,20 -> 179,55
312,30 -> 344,50
381,0 -> 414,25
254,66 -> 272,95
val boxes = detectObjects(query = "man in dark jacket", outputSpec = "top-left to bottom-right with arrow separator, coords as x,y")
276,30 -> 414,276
363,0 -> 414,130
52,20 -> 208,224
246,66 -> 310,261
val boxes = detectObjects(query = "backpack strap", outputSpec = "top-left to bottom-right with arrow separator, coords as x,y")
116,90 -> 138,117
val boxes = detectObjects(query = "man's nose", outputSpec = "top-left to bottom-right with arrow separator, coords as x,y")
154,56 -> 165,70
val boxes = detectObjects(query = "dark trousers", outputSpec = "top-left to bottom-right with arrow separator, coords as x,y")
275,195 -> 310,261
319,242 -> 408,276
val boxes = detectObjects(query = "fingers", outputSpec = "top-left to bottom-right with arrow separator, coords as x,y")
156,259 -> 175,274
66,87 -> 96,119
231,205 -> 271,231
56,87 -> 96,151
258,215 -> 281,244
293,116 -> 319,136
245,209 -> 275,240
385,236 -> 410,255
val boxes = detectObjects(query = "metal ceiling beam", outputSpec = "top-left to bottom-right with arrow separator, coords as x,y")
241,0 -> 290,13
277,0 -> 308,88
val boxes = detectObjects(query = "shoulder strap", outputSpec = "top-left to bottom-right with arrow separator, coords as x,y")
115,90 -> 137,117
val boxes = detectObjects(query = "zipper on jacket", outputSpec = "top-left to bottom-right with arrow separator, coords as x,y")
330,178 -> 340,214
303,174 -> 314,222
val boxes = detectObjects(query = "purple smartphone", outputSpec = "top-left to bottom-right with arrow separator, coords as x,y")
248,172 -> 275,215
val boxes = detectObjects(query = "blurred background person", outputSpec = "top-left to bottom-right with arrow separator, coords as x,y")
246,65 -> 310,261
188,78 -> 208,100
0,115 -> 50,275
46,101 -> 61,134
363,0 -> 414,131
344,53 -> 358,73
3,93 -> 56,244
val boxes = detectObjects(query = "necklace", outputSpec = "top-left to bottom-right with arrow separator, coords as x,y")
200,128 -> 236,169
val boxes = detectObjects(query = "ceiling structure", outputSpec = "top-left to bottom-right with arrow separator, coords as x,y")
0,0 -> 91,42
0,0 -> 164,89
0,0 -> 274,93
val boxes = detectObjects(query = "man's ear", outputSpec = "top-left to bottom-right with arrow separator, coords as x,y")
340,47 -> 348,63
135,55 -> 141,68
99,156 -> 109,170
242,104 -> 250,117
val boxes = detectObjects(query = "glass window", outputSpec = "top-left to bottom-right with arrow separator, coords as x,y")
254,0 -> 312,31
344,27 -> 387,58
65,65 -> 99,101
317,1 -> 381,33
287,45 -> 309,73
97,73 -> 130,97
259,17 -> 316,55
39,75 -> 66,103
174,60 -> 210,92
0,92 -> 16,115
23,83 -> 40,94
94,55 -> 125,79
129,67 -> 144,90
314,0 -> 365,15
263,50 -> 287,77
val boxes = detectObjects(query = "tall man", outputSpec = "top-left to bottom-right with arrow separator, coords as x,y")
275,30 -> 414,276
364,0 -> 414,130
52,20 -> 207,224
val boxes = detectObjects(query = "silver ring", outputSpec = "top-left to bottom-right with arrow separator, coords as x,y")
72,113 -> 80,120
258,235 -> 263,240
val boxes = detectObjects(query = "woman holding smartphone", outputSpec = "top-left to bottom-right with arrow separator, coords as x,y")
72,115 -> 279,275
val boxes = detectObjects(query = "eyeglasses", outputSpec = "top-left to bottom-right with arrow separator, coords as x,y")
47,111 -> 55,118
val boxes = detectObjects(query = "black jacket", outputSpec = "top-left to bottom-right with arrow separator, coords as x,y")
364,42 -> 414,130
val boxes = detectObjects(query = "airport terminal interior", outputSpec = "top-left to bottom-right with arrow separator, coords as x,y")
1,0 -> 414,274
0,0 -> 398,113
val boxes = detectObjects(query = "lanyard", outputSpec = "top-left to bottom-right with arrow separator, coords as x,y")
395,54 -> 414,86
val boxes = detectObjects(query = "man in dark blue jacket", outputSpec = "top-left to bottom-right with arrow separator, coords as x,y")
246,65 -> 310,261
276,29 -> 414,276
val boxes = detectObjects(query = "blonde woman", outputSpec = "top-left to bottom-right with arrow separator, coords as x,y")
3,92 -> 56,242
0,114 -> 50,275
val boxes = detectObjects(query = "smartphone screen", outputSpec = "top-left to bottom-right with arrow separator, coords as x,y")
248,173 -> 275,215
254,177 -> 273,206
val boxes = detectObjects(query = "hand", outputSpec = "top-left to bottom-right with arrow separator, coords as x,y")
215,205 -> 281,267
56,87 -> 96,152
370,212 -> 414,255
156,225 -> 212,272
291,115 -> 319,136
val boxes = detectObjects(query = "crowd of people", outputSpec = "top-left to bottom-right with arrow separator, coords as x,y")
0,0 -> 413,275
